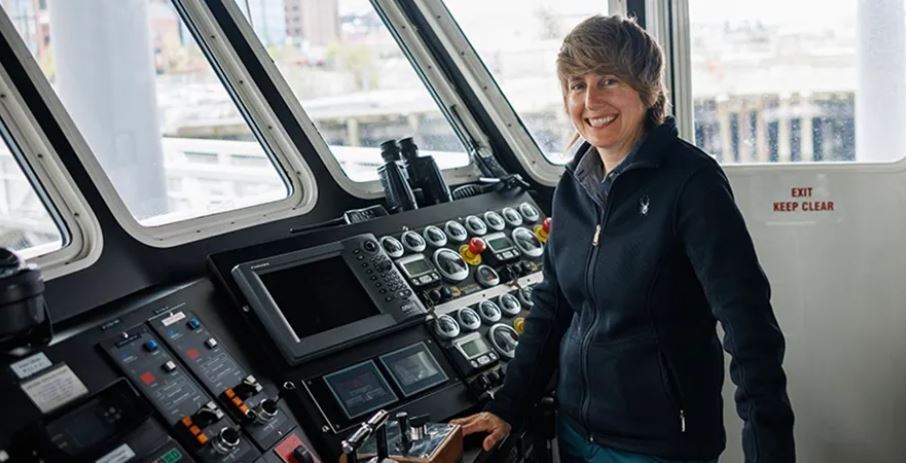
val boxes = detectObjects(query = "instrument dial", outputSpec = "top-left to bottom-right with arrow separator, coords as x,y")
422,225 -> 448,247
464,215 -> 488,236
432,248 -> 469,282
475,265 -> 500,288
457,308 -> 482,331
401,230 -> 426,253
518,202 -> 541,223
499,293 -> 522,316
484,211 -> 506,231
501,207 -> 523,227
434,315 -> 461,339
512,227 -> 543,257
478,300 -> 502,324
380,236 -> 404,258
444,220 -> 468,243
488,323 -> 519,359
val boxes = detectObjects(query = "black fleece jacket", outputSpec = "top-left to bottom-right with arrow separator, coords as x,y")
485,118 -> 795,462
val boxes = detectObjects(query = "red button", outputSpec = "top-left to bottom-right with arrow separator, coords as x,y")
140,372 -> 156,385
468,237 -> 486,254
186,348 -> 200,360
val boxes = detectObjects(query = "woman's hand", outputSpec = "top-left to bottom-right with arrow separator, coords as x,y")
450,412 -> 512,451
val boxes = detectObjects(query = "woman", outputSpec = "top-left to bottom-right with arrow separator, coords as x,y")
452,15 -> 795,463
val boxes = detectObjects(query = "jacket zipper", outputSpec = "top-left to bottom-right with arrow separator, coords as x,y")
659,351 -> 687,433
572,164 -> 652,439
579,209 -> 602,437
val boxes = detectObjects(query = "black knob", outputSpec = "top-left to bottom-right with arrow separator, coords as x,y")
439,286 -> 453,301
218,427 -> 241,448
194,406 -> 222,428
257,398 -> 279,420
292,447 -> 315,463
428,289 -> 442,303
363,240 -> 378,252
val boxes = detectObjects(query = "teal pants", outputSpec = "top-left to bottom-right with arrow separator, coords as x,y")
557,416 -> 718,463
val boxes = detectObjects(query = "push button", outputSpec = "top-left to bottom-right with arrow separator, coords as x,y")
144,340 -> 159,352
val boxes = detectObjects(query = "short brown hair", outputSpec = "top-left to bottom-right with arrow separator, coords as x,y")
557,15 -> 669,129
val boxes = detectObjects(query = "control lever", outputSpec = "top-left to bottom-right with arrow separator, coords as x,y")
341,409 -> 393,463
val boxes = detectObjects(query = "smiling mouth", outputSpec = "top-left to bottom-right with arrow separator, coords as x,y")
586,115 -> 617,128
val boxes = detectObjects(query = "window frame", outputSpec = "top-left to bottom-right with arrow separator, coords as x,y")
2,0 -> 319,248
222,0 -> 485,198
0,15 -> 102,279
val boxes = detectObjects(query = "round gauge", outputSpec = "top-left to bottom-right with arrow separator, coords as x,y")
512,227 -> 543,258
401,230 -> 426,253
432,248 -> 469,282
464,215 -> 488,236
457,308 -> 482,331
444,220 -> 468,243
478,300 -> 502,324
501,207 -> 523,227
499,293 -> 522,316
434,315 -> 460,339
380,236 -> 404,258
488,323 -> 519,359
475,265 -> 500,288
422,225 -> 448,247
483,211 -> 506,231
518,286 -> 534,308
518,202 -> 541,223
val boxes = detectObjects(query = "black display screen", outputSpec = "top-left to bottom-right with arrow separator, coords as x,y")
379,343 -> 448,397
323,361 -> 398,419
259,255 -> 379,339
487,236 -> 513,252
402,257 -> 433,277
459,337 -> 490,359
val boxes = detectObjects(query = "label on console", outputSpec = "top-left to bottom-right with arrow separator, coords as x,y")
9,352 -> 53,379
161,311 -> 186,326
96,444 -> 136,463
20,363 -> 88,413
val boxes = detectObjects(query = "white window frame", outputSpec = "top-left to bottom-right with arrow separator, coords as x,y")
644,0 -> 694,142
0,15 -> 102,279
223,0 -> 484,198
2,1 -> 319,248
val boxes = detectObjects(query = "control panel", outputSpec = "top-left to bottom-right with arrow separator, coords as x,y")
100,325 -> 258,462
375,201 -> 549,402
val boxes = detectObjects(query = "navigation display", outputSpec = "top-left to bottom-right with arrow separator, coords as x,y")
323,360 -> 398,419
258,255 -> 378,339
379,343 -> 448,397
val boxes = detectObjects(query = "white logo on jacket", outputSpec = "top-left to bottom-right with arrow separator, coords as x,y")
640,195 -> 650,216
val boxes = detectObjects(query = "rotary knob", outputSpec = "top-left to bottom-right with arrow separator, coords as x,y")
434,315 -> 461,339
501,207 -> 523,227
256,398 -> 279,422
380,236 -> 404,258
519,202 -> 541,222
478,300 -> 502,324
518,287 -> 534,308
401,230 -> 427,253
457,307 -> 482,331
213,427 -> 241,454
423,225 -> 448,247
475,265 -> 500,288
464,215 -> 488,236
445,220 -> 468,242
484,211 -> 506,231
498,293 -> 522,316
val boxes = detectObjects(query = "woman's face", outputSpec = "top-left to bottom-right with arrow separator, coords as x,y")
566,73 -> 648,157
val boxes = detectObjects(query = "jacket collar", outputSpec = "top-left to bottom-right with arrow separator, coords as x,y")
565,116 -> 679,175
563,117 -> 678,207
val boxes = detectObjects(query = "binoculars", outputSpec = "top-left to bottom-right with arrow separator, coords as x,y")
377,138 -> 452,213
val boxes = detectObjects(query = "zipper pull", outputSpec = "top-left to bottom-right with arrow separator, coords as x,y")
592,224 -> 601,246
680,409 -> 686,433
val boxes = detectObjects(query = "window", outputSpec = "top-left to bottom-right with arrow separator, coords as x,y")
0,122 -> 64,256
689,0 -> 904,163
236,0 -> 470,182
443,1 -> 608,164
1,0 -> 292,226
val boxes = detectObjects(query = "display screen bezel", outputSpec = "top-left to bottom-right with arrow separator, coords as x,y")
455,335 -> 492,360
